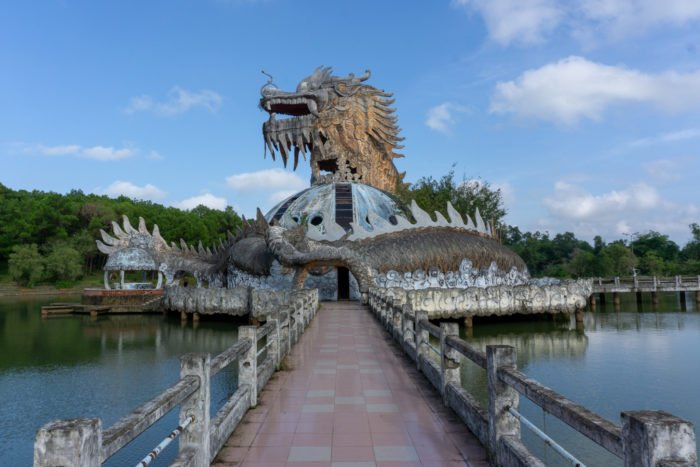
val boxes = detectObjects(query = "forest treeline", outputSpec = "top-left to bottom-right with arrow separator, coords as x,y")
2,175 -> 699,286
0,183 -> 242,286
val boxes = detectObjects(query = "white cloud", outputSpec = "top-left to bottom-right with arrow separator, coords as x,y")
453,0 -> 562,46
226,168 -> 306,192
425,103 -> 469,133
173,193 -> 228,211
540,180 -> 697,240
627,128 -> 700,148
544,181 -> 660,220
102,180 -> 166,200
490,56 -> 700,124
19,143 -> 137,161
125,86 -> 222,116
642,159 -> 682,182
226,168 -> 307,207
579,0 -> 700,38
455,0 -> 700,46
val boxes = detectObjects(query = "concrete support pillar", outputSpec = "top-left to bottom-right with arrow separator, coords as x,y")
440,322 -> 460,405
487,345 -> 520,464
589,294 -> 597,310
103,271 -> 111,290
696,290 -> 700,304
680,291 -> 688,311
415,311 -> 429,371
613,292 -> 621,306
34,418 -> 102,467
193,312 -> 200,323
651,291 -> 659,306
179,353 -> 211,467
575,310 -> 584,325
238,326 -> 258,406
636,291 -> 643,312
464,316 -> 473,329
180,310 -> 187,322
119,270 -> 125,290
393,304 -> 403,342
621,411 -> 697,467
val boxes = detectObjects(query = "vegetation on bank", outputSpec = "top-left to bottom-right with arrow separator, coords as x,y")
1,175 -> 698,287
0,183 -> 243,287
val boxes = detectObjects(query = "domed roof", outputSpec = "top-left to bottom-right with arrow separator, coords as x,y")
265,182 -> 404,241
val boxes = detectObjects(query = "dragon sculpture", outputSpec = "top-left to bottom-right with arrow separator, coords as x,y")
97,67 -> 540,301
261,67 -> 404,192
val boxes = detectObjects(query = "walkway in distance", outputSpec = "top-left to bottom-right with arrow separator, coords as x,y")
212,301 -> 489,467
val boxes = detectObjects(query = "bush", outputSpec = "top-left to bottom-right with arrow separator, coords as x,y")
45,245 -> 83,282
8,244 -> 44,287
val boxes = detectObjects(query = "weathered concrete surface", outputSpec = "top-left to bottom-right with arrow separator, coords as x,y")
164,286 -> 249,316
622,411 -> 698,467
34,418 -> 102,467
371,280 -> 592,321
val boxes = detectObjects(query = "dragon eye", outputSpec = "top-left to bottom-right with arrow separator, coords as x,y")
298,81 -> 308,91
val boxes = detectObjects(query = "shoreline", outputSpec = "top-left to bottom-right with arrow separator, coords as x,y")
0,284 -> 98,298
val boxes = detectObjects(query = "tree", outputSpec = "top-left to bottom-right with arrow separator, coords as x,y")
397,169 -> 507,228
45,244 -> 83,282
629,231 -> 679,263
8,244 -> 44,287
603,242 -> 638,276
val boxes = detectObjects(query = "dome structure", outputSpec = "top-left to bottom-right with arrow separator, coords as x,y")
265,182 -> 405,241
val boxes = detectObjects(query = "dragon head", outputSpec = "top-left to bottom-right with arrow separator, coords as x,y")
260,67 -> 404,193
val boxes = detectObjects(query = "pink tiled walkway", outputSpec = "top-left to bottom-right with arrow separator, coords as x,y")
213,302 -> 489,467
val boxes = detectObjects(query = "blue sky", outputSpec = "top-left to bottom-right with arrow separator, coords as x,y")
2,0 -> 699,244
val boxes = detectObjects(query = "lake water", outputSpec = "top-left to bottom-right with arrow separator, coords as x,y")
2,292 -> 698,466
460,291 -> 700,466
0,295 -> 242,467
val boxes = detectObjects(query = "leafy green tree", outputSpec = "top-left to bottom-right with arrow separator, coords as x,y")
8,244 -> 44,287
603,242 -> 638,276
567,249 -> 597,278
45,244 -> 83,281
629,231 -> 679,263
397,170 -> 506,228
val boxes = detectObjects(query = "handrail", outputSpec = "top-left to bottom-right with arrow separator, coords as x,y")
499,366 -> 623,458
210,339 -> 252,376
34,288 -> 320,467
102,375 -> 199,461
445,335 -> 486,369
418,319 -> 441,338
367,287 -> 697,467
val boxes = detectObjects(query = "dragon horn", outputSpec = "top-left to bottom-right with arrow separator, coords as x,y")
138,217 -> 149,234
255,208 -> 269,234
112,221 -> 127,240
122,215 -> 137,234
100,229 -> 119,246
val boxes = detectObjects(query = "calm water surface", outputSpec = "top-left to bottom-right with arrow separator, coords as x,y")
460,292 -> 700,466
0,295 -> 241,467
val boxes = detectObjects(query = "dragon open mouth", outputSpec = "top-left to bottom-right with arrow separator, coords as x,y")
261,94 -> 326,170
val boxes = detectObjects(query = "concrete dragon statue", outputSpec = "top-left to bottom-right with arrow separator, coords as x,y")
97,67 -> 550,302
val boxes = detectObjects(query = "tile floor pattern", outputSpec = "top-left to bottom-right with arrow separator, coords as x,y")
212,302 -> 490,467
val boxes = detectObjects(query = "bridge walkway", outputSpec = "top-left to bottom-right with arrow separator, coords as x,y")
212,301 -> 488,467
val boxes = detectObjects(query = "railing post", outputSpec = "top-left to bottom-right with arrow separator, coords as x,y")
34,418 -> 102,467
271,317 -> 281,367
403,304 -> 415,348
238,326 -> 258,406
416,311 -> 429,370
621,411 -> 697,467
179,353 -> 211,467
487,345 -> 520,463
440,322 -> 460,405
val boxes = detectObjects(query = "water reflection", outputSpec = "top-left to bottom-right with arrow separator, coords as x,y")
459,297 -> 700,467
0,296 -> 242,467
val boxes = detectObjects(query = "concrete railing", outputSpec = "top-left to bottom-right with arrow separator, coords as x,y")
368,287 -> 698,467
34,288 -> 319,467
592,275 -> 700,292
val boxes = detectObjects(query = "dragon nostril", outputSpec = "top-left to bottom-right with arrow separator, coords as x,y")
310,215 -> 323,226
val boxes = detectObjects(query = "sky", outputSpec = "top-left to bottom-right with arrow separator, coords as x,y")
1,0 -> 699,245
